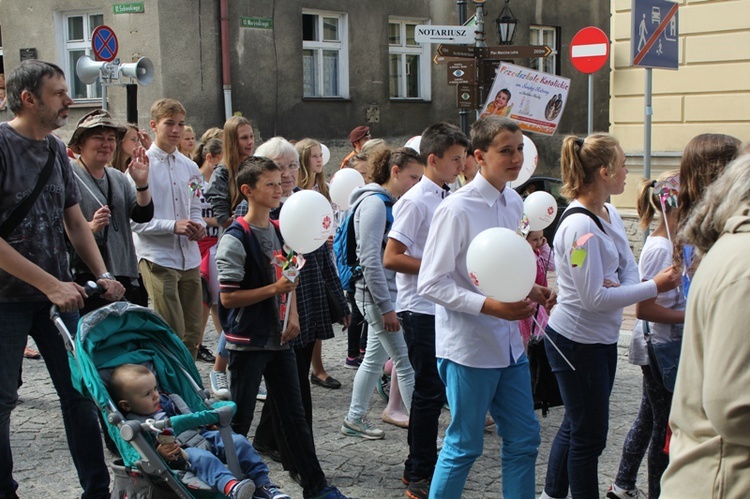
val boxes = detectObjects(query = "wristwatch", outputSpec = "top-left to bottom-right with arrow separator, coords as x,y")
97,272 -> 115,281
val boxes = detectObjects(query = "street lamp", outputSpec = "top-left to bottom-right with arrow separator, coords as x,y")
495,0 -> 518,45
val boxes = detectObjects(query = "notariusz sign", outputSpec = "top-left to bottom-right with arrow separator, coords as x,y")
414,25 -> 477,44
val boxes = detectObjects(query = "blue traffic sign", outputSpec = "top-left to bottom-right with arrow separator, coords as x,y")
92,25 -> 119,62
631,0 -> 679,69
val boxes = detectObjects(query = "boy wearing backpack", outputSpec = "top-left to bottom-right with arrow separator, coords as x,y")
216,156 -> 351,499
382,122 -> 469,499
340,147 -> 425,440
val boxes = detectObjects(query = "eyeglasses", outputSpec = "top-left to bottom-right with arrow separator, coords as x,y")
277,161 -> 300,171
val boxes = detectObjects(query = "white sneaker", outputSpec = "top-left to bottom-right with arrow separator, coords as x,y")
209,370 -> 230,400
606,483 -> 646,499
341,416 -> 385,440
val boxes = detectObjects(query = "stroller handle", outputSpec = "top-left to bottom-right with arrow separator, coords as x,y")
50,281 -> 102,353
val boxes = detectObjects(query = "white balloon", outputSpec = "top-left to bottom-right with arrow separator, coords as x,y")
466,227 -> 537,302
508,134 -> 538,189
404,135 -> 422,153
279,190 -> 334,254
320,143 -> 331,166
329,168 -> 365,210
524,191 -> 558,231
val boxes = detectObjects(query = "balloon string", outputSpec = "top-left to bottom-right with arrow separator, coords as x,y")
532,314 -> 576,371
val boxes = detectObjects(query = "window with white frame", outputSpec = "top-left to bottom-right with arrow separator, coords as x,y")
529,25 -> 560,75
388,19 -> 431,100
302,11 -> 349,98
61,11 -> 104,100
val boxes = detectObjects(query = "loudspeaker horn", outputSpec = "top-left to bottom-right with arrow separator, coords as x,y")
119,57 -> 154,86
76,55 -> 108,85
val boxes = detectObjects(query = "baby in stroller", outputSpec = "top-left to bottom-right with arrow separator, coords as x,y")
110,363 -> 288,499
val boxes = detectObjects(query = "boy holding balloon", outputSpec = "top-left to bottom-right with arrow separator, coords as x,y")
383,122 -> 470,499
216,157 -> 351,499
417,116 -> 555,499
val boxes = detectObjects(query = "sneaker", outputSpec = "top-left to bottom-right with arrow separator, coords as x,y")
341,416 -> 385,440
209,370 -> 231,400
230,479 -> 256,499
310,486 -> 351,499
606,483 -> 647,499
198,345 -> 216,363
406,478 -> 430,499
376,372 -> 390,401
345,355 -> 363,369
257,381 -> 267,402
253,483 -> 291,499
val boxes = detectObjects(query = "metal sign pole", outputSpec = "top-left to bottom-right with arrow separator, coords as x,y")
587,74 -> 593,134
458,0 -> 469,135
643,67 -> 653,241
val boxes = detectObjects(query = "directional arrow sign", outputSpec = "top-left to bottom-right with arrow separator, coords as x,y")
415,25 -> 477,44
437,44 -> 478,59
484,45 -> 552,58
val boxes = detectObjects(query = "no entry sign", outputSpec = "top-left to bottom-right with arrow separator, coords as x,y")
91,25 -> 119,62
569,27 -> 610,74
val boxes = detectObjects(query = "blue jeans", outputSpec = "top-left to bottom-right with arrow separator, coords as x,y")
228,348 -> 328,498
185,430 -> 270,493
430,357 -> 540,499
543,326 -> 617,499
0,302 -> 109,499
400,311 -> 446,482
347,297 -> 414,421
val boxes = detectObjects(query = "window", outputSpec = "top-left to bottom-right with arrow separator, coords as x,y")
529,25 -> 560,75
302,11 -> 349,98
388,19 -> 431,100
0,25 -> 5,110
58,11 -> 104,101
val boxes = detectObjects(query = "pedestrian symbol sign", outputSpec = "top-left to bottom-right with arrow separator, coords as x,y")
631,0 -> 678,69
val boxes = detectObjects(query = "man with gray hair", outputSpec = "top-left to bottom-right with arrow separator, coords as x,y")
0,59 -> 124,499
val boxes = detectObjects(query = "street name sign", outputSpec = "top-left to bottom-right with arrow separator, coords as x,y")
437,44 -> 479,59
415,25 -> 476,44
631,0 -> 679,69
570,27 -> 610,74
485,45 -> 552,58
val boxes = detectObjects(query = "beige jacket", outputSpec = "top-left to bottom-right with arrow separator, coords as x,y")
661,205 -> 750,498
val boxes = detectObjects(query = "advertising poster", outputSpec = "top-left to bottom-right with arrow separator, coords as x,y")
480,63 -> 571,135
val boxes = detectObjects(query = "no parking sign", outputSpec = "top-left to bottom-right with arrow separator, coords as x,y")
91,25 -> 119,62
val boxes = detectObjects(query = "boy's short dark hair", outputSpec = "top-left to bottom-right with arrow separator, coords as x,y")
6,60 -> 65,114
150,98 -> 187,122
470,116 -> 521,153
419,122 -> 470,159
236,156 -> 280,193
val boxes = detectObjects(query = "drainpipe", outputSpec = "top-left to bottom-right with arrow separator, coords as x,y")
220,0 -> 233,120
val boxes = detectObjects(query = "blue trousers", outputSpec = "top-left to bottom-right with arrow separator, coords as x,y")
430,357 -> 540,499
185,430 -> 270,493
543,326 -> 617,499
0,302 -> 109,499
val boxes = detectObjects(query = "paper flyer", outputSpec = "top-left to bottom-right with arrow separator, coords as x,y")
480,62 -> 571,135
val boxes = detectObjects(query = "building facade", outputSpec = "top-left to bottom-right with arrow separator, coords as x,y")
0,0 -> 610,170
609,0 -> 750,209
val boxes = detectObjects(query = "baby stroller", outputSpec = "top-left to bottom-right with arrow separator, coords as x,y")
52,297 -> 243,499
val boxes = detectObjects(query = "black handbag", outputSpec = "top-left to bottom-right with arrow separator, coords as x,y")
528,335 -> 564,417
325,285 -> 346,324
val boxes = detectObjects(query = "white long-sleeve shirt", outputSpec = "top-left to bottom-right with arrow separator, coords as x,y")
130,144 -> 204,271
548,200 -> 657,344
417,173 -> 526,368
389,175 -> 447,315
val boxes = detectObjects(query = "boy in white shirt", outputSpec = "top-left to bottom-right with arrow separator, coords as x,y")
417,116 -> 555,498
131,98 -> 206,359
383,122 -> 469,499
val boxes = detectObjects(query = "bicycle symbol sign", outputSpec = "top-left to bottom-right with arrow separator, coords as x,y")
92,25 -> 119,62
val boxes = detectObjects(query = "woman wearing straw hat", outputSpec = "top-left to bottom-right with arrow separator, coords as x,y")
67,109 -> 154,312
